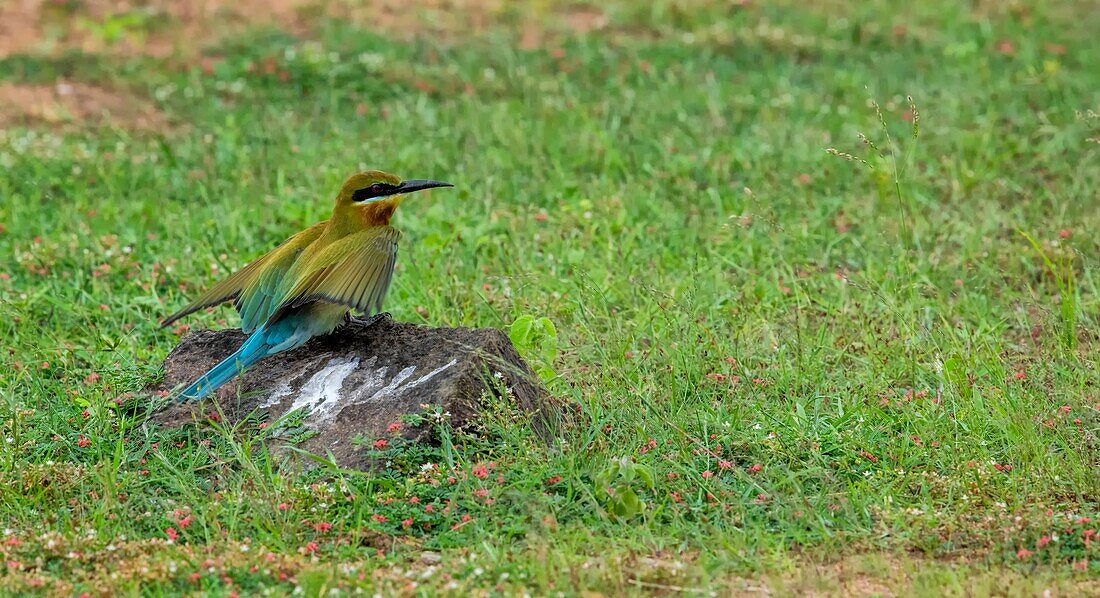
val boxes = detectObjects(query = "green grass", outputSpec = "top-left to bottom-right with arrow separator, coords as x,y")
1,0 -> 1098,595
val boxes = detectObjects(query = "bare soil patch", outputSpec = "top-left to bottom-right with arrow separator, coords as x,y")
0,0 -> 314,58
0,81 -> 167,130
0,0 -> 604,131
0,0 -> 610,61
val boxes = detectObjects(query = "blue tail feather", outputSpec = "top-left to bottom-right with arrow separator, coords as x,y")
178,327 -> 273,400
175,309 -> 341,402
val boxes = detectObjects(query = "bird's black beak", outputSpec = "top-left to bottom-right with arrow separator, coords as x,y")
394,179 -> 453,195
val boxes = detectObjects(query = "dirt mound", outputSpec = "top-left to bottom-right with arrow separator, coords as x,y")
151,317 -> 560,470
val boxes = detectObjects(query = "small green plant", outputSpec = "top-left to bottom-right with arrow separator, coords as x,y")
1080,108 -> 1099,145
78,10 -> 156,46
1019,230 -> 1078,352
827,94 -> 925,384
592,456 -> 655,520
269,406 -> 319,443
508,314 -> 558,382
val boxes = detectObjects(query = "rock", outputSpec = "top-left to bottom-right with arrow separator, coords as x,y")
419,551 -> 442,565
149,317 -> 559,470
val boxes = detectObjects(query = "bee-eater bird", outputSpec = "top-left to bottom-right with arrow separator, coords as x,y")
161,171 -> 453,401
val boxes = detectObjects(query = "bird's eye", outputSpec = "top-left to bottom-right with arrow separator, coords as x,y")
352,183 -> 392,202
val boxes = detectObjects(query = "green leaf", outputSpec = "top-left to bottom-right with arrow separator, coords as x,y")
509,315 -> 536,353
612,486 -> 644,518
510,315 -> 559,381
635,464 -> 655,489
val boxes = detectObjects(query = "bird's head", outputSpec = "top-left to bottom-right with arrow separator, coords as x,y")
334,170 -> 453,227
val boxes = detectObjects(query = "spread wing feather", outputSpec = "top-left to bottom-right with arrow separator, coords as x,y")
161,221 -> 327,332
267,226 -> 400,323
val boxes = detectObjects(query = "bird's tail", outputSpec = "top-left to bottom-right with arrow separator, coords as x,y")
177,328 -> 273,401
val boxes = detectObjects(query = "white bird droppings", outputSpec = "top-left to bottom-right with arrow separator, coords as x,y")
259,381 -> 293,408
288,356 -> 361,418
270,355 -> 460,424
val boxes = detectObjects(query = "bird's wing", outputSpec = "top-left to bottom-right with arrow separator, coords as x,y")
160,221 -> 328,332
234,221 -> 330,333
266,226 -> 400,323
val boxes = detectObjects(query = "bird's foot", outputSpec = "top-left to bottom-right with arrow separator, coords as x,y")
348,312 -> 391,329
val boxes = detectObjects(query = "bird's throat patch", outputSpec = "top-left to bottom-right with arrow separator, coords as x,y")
359,198 -> 398,226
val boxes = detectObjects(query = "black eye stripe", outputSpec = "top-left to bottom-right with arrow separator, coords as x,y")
352,183 -> 395,202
